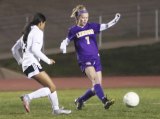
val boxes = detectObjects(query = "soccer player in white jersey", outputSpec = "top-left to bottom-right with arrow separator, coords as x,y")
11,13 -> 71,115
60,5 -> 120,110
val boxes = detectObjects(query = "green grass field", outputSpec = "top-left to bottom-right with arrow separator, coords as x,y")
0,88 -> 160,119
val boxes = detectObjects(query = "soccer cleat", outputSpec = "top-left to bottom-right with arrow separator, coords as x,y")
20,95 -> 30,113
53,109 -> 71,115
74,98 -> 84,110
104,99 -> 115,109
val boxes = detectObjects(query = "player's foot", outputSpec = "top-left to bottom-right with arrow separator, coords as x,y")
53,109 -> 71,115
104,99 -> 115,109
74,98 -> 84,110
20,94 -> 30,113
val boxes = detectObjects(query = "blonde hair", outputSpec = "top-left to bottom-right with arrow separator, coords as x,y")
70,5 -> 87,18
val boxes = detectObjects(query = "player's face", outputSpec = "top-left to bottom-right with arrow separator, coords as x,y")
77,13 -> 89,27
38,21 -> 46,31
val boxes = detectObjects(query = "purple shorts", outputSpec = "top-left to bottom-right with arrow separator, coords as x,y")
78,57 -> 102,72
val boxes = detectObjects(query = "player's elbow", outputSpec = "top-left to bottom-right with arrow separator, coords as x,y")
31,46 -> 37,54
11,46 -> 16,55
31,46 -> 41,57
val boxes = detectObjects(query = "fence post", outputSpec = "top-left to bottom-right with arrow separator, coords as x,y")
137,5 -> 141,38
99,15 -> 102,47
155,9 -> 159,41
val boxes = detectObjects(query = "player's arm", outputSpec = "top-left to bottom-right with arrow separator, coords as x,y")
11,37 -> 23,65
60,29 -> 73,54
60,38 -> 70,54
31,33 -> 55,65
100,13 -> 121,31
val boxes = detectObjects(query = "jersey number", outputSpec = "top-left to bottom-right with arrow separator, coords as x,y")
85,36 -> 90,45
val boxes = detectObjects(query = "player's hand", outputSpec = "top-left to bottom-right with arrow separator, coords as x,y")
60,40 -> 67,54
18,59 -> 23,65
114,13 -> 121,22
49,59 -> 56,65
107,13 -> 121,28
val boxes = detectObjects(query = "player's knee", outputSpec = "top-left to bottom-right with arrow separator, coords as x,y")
49,85 -> 56,93
89,74 -> 96,80
92,80 -> 100,85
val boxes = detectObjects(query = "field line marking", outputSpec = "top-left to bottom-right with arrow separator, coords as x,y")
152,103 -> 160,105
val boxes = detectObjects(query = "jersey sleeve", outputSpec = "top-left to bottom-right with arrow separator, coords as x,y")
67,28 -> 75,41
91,23 -> 101,34
31,31 -> 51,65
100,24 -> 108,31
11,36 -> 23,65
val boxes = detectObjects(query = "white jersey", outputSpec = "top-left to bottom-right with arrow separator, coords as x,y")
11,25 -> 51,72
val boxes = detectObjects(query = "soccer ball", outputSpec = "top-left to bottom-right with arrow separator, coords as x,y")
123,92 -> 140,107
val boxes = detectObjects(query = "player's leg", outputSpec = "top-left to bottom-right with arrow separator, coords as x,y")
96,71 -> 115,109
96,71 -> 102,85
75,66 -> 99,110
85,67 -> 114,109
85,66 -> 105,100
20,86 -> 51,113
75,87 -> 95,110
75,61 -> 97,110
21,64 -> 54,113
75,68 -> 103,110
77,71 -> 103,104
22,71 -> 71,114
21,71 -> 56,113
33,71 -> 71,114
20,71 -> 53,113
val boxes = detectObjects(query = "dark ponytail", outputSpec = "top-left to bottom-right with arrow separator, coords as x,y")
22,13 -> 46,44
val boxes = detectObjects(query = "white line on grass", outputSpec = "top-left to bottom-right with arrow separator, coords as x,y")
152,103 -> 160,105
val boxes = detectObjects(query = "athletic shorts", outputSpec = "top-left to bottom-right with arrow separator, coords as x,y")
78,57 -> 102,73
23,63 -> 44,78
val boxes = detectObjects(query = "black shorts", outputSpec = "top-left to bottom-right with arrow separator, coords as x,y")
24,63 -> 44,78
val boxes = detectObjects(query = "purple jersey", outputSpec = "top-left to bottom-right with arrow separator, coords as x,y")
67,23 -> 100,62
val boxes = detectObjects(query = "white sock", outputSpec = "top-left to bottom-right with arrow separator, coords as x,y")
48,91 -> 59,110
27,87 -> 51,100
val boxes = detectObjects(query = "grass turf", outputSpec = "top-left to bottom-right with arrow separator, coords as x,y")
0,88 -> 160,119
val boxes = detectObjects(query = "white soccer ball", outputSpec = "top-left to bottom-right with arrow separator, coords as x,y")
123,92 -> 140,107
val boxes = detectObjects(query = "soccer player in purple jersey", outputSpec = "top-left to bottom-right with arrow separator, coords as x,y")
60,5 -> 121,110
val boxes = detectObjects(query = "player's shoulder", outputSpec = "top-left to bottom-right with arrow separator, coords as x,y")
30,25 -> 43,38
68,25 -> 77,31
87,22 -> 100,26
68,25 -> 78,34
31,25 -> 43,34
